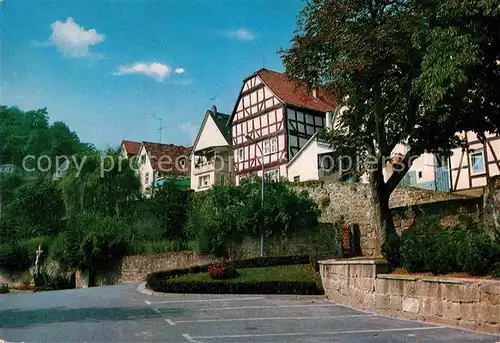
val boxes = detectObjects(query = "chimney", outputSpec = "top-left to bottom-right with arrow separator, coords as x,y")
312,87 -> 317,99
211,105 -> 217,114
325,111 -> 333,130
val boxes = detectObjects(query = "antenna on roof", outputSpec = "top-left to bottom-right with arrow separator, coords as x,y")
152,115 -> 165,143
210,90 -> 221,105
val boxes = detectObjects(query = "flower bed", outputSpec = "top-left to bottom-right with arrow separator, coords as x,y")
146,258 -> 323,295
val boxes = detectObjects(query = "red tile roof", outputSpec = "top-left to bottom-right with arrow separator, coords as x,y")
257,69 -> 337,113
142,141 -> 192,175
122,140 -> 142,156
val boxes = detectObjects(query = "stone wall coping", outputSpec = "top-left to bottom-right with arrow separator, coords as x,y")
378,274 -> 500,285
318,259 -> 388,266
377,274 -> 419,281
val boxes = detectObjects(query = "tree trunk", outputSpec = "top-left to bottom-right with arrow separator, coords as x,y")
371,168 -> 396,256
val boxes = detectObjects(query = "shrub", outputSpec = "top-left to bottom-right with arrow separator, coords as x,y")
382,232 -> 402,269
0,283 -> 9,294
51,214 -> 130,270
150,280 -> 323,295
400,220 -> 500,276
0,242 -> 30,271
186,180 -> 320,257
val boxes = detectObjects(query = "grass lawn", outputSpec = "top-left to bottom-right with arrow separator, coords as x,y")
171,264 -> 322,286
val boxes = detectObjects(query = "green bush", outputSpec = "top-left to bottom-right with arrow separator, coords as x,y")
150,280 -> 323,295
400,221 -> 500,276
0,242 -> 30,271
0,283 -> 9,294
186,180 -> 320,256
50,214 -> 130,270
382,232 -> 402,269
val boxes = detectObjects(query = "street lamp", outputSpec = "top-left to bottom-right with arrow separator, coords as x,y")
245,134 -> 265,257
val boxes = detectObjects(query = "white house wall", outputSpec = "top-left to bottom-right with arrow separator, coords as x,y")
194,115 -> 229,152
287,139 -> 334,182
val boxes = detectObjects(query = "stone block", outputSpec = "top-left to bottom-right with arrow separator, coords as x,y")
458,303 -> 475,323
389,295 -> 402,311
421,297 -> 434,317
444,284 -> 480,303
481,282 -> 500,295
480,323 -> 500,334
422,282 -> 439,298
477,303 -> 500,324
482,292 -> 500,306
363,293 -> 375,311
387,279 -> 404,296
356,277 -> 374,291
375,278 -> 387,293
375,294 -> 389,309
402,297 -> 421,314
444,301 -> 461,320
432,300 -> 444,317
403,280 -> 421,297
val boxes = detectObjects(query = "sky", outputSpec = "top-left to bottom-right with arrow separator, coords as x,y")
1,0 -> 306,149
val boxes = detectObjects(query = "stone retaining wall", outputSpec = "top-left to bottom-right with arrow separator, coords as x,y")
319,259 -> 500,334
76,252 -> 215,288
297,182 -> 477,257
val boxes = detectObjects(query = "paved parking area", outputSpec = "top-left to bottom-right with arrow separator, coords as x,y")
143,291 -> 498,343
0,284 -> 498,342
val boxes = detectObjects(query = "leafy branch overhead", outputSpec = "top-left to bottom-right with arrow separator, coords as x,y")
282,0 -> 500,183
281,0 -> 500,252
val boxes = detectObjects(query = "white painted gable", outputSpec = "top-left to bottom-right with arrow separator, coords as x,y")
194,114 -> 229,152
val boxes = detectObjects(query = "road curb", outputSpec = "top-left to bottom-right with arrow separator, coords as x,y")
137,282 -> 329,300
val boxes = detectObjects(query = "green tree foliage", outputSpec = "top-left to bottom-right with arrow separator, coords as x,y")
58,151 -> 141,219
50,214 -> 130,271
281,0 -> 500,255
0,106 -> 90,171
1,178 -> 65,243
144,182 -> 190,240
186,179 -> 320,256
400,220 -> 500,276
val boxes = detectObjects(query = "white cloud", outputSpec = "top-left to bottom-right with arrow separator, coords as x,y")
50,17 -> 104,58
113,62 -> 171,82
175,68 -> 186,74
180,121 -> 198,143
226,28 -> 255,41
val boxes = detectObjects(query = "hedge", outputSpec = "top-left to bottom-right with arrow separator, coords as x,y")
146,254 -> 311,283
148,279 -> 324,295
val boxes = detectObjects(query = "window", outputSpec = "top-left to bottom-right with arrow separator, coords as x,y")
220,174 -> 227,185
293,175 -> 300,182
145,172 -> 149,185
263,141 -> 270,155
140,155 -> 146,165
265,169 -> 279,182
418,171 -> 423,179
270,138 -> 278,153
471,152 -> 485,174
199,175 -> 210,188
238,148 -> 244,162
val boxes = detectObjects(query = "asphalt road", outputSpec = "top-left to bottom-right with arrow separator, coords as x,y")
0,284 -> 498,343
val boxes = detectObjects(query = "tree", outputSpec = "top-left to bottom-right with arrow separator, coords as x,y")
58,151 -> 141,219
281,0 -> 500,256
2,178 -> 65,243
186,179 -> 320,256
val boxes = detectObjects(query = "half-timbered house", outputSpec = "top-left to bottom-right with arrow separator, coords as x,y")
228,68 -> 337,184
449,131 -> 500,195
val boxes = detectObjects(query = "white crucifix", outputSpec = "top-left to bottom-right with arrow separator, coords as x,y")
34,244 -> 43,274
